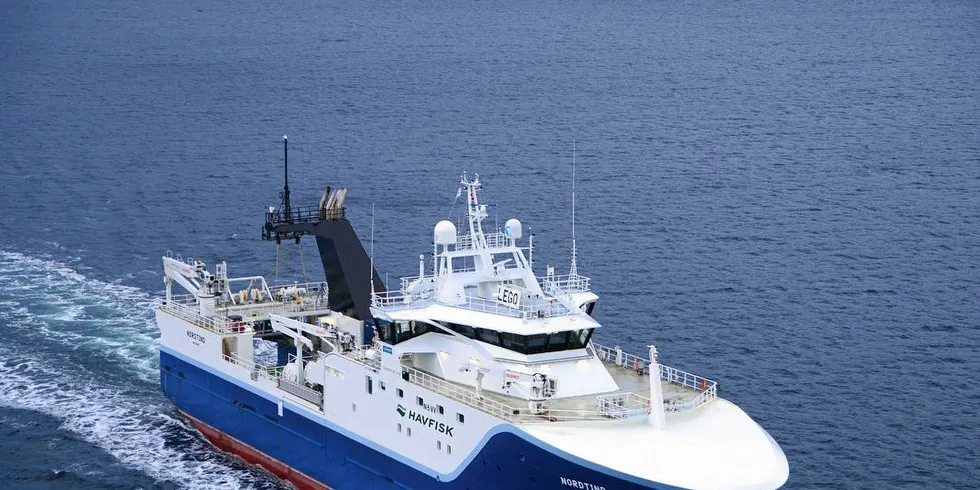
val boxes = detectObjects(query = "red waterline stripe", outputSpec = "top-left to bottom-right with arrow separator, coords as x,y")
180,410 -> 334,490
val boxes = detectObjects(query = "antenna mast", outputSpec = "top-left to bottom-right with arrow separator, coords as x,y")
281,135 -> 292,222
370,203 -> 376,298
570,139 -> 578,277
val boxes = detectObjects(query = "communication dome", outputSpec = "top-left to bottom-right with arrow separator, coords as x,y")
504,219 -> 523,239
434,220 -> 458,245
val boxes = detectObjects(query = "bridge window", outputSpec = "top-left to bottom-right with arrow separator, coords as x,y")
501,332 -> 524,352
567,328 -> 594,350
525,334 -> 549,354
451,256 -> 475,272
490,253 -> 520,270
548,331 -> 570,351
478,328 -> 501,345
584,302 -> 596,315
448,323 -> 477,338
446,323 -> 594,355
376,319 -> 448,345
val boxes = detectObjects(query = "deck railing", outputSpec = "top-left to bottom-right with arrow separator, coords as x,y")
167,282 -> 329,316
404,365 -> 650,424
221,296 -> 330,321
278,378 -> 324,406
266,205 -> 345,226
592,343 -> 718,412
405,365 -> 521,420
223,353 -> 326,407
222,345 -> 386,411
222,353 -> 279,382
539,274 -> 592,294
596,392 -> 653,419
373,289 -> 570,319
157,300 -> 250,334
348,345 -> 382,371
455,232 -> 511,251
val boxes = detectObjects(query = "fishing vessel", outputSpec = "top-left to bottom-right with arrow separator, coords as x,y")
155,139 -> 789,490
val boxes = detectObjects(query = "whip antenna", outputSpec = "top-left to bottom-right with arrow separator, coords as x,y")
370,203 -> 376,298
570,139 -> 578,276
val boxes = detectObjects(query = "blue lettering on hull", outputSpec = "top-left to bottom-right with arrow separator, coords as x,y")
160,349 -> 685,490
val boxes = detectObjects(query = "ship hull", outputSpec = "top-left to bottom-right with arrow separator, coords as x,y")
160,349 -> 685,490
182,410 -> 332,490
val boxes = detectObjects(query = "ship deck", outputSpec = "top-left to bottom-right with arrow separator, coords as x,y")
401,355 -> 706,421
482,362 -> 701,412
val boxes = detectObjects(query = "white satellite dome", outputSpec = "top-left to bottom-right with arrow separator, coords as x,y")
434,220 -> 458,245
504,218 -> 523,239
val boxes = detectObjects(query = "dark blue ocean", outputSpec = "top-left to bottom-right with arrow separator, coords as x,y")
1,0 -> 978,488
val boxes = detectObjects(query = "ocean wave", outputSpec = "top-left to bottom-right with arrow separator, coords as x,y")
0,250 -> 159,382
0,352 -> 276,490
0,250 -> 282,489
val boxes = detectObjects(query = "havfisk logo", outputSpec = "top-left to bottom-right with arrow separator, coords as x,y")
407,410 -> 454,437
396,404 -> 455,437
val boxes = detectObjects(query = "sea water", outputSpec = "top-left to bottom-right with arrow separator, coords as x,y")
1,0 -> 978,488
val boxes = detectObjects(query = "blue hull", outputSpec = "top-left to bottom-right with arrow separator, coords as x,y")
160,348 -> 683,490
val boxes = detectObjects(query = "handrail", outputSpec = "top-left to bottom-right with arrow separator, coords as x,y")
266,205 -> 345,225
596,392 -> 652,419
402,365 -> 649,424
591,342 -> 718,412
278,377 -> 324,406
539,273 -> 592,294
157,299 -> 251,334
348,345 -> 382,371
222,353 -> 279,382
455,232 -> 511,251
373,289 -> 570,319
223,353 -> 325,407
170,283 -> 328,311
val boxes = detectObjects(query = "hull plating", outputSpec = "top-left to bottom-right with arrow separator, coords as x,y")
160,350 -> 683,490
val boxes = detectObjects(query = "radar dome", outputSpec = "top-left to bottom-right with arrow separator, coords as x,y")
434,220 -> 458,245
504,219 -> 523,239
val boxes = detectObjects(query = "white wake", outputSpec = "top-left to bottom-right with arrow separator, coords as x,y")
0,250 -> 281,489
